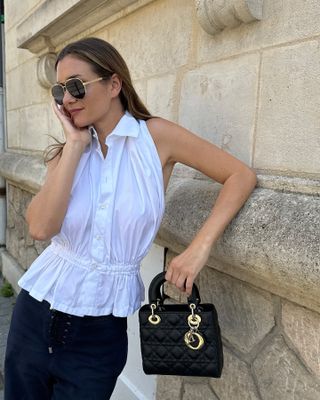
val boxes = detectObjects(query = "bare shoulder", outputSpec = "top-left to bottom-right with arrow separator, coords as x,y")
146,117 -> 255,185
146,117 -> 174,141
146,117 -> 196,162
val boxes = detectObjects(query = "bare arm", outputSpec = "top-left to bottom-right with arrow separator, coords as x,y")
147,118 -> 257,294
26,103 -> 91,241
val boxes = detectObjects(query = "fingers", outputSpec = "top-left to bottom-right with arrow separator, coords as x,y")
165,261 -> 195,295
51,102 -> 72,124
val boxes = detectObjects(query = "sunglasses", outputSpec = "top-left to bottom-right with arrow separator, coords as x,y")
51,77 -> 107,105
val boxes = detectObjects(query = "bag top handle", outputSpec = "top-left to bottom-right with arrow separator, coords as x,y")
148,272 -> 201,305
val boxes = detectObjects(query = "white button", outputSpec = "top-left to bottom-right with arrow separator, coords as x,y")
95,235 -> 101,240
99,204 -> 106,209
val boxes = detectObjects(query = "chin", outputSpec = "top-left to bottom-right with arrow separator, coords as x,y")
72,117 -> 91,129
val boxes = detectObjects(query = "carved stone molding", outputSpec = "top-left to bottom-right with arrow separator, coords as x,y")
195,0 -> 264,35
37,53 -> 57,88
17,0 -> 155,55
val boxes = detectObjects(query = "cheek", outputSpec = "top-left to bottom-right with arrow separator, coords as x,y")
74,99 -> 110,127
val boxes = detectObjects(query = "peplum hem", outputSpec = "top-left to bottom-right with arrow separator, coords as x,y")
18,244 -> 145,317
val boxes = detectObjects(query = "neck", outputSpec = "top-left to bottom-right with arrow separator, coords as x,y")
93,102 -> 125,143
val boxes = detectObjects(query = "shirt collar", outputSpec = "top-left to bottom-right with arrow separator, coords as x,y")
89,111 -> 140,145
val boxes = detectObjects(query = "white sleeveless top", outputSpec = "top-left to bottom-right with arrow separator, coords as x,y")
18,112 -> 165,317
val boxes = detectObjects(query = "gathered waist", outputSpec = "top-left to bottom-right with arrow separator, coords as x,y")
50,242 -> 140,275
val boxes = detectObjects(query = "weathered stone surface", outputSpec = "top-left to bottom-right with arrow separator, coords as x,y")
282,301 -> 320,378
1,251 -> 24,294
179,54 -> 259,164
0,153 -> 46,192
158,178 -> 320,314
199,267 -> 274,353
198,0 -> 320,64
5,0 -> 39,31
195,0 -> 264,35
255,41 -> 320,174
22,246 -> 38,269
253,336 -> 320,399
6,110 -> 21,149
132,79 -> 147,107
183,382 -> 218,400
5,25 -> 33,72
107,0 -> 193,80
257,174 -> 320,196
6,61 -> 48,111
210,348 -> 260,400
19,105 -> 50,151
147,74 -> 176,120
156,375 -> 183,400
5,184 -> 49,271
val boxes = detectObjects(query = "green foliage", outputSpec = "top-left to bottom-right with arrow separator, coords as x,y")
0,281 -> 14,297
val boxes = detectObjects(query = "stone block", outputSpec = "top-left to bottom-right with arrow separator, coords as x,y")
253,336 -> 320,400
1,250 -> 24,294
199,267 -> 275,353
132,80 -> 147,106
255,41 -> 320,174
6,110 -> 21,149
156,375 -> 183,400
0,153 -> 46,193
282,301 -> 320,378
6,60 -> 48,111
146,74 -> 176,120
48,104 -> 65,145
183,382 -> 218,400
178,54 -> 259,165
22,246 -> 38,270
19,105 -> 49,151
210,347 -> 260,400
198,0 -> 320,64
5,26 -> 33,72
5,0 -> 41,31
107,0 -> 193,80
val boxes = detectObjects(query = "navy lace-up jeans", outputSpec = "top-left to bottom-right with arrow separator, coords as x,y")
4,289 -> 128,400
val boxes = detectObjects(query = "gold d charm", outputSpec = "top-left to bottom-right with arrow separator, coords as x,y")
184,331 -> 205,350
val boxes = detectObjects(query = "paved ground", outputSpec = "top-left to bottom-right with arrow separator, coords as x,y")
0,275 -> 16,400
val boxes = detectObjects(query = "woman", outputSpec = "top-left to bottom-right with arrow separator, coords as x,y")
4,37 -> 256,399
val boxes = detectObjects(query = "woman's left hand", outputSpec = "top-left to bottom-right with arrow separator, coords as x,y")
165,242 -> 211,295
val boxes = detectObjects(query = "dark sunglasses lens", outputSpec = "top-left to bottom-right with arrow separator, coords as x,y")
66,78 -> 86,99
51,85 -> 64,105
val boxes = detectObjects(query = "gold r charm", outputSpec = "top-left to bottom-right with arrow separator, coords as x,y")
184,331 -> 205,350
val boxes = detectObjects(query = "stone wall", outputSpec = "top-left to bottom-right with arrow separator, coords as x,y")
160,252 -> 320,400
0,1 -> 319,399
6,183 -> 48,271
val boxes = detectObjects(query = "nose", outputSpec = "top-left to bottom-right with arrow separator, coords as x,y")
62,89 -> 77,105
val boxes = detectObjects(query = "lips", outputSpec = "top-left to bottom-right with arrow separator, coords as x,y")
68,108 -> 84,115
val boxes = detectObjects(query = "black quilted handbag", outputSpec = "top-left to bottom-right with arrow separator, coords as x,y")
138,272 -> 223,377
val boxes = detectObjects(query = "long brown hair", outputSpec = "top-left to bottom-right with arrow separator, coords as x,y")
45,37 -> 152,162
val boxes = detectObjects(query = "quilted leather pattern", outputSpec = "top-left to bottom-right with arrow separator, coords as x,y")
139,303 -> 223,377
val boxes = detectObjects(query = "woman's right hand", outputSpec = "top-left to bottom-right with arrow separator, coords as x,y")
52,102 -> 91,151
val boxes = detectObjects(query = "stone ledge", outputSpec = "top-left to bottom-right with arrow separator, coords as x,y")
16,0 -> 155,55
0,152 -> 319,313
157,178 -> 320,314
0,152 -> 45,193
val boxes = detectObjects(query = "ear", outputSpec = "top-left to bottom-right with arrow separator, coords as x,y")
110,73 -> 122,98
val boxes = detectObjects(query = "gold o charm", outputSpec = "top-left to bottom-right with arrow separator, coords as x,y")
188,314 -> 201,326
148,314 -> 161,325
184,331 -> 205,350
